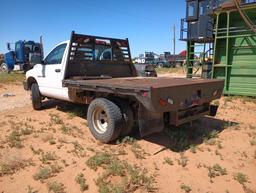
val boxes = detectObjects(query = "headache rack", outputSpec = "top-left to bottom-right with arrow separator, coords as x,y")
64,31 -> 136,79
67,31 -> 131,63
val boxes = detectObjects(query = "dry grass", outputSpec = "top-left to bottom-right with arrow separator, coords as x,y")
75,173 -> 89,191
0,72 -> 25,84
47,181 -> 66,193
156,67 -> 184,74
233,172 -> 249,185
208,164 -> 227,182
86,152 -> 112,171
131,142 -> 149,159
180,184 -> 192,193
7,130 -> 23,148
33,163 -> 62,182
0,157 -> 33,176
6,121 -> 34,148
40,151 -> 58,164
0,91 -> 256,193
163,157 -> 173,165
86,152 -> 157,193
177,153 -> 189,167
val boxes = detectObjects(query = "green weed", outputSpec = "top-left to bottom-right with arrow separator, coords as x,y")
75,173 -> 89,191
50,114 -> 63,125
33,163 -> 62,181
47,181 -> 66,193
131,143 -> 148,159
163,157 -> 173,165
87,152 -> 157,193
26,185 -> 38,193
234,172 -> 249,185
7,130 -> 23,148
0,158 -> 33,176
40,151 -> 58,164
208,164 -> 227,180
177,153 -> 189,167
86,152 -> 112,171
180,184 -> 192,193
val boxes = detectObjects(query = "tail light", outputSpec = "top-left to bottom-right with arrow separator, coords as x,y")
159,98 -> 167,107
142,92 -> 149,97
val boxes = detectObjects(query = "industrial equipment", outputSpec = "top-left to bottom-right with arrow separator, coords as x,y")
0,38 -> 44,73
164,51 -> 187,67
181,0 -> 256,96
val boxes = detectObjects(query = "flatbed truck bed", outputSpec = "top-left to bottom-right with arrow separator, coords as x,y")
63,77 -> 223,112
64,77 -> 221,90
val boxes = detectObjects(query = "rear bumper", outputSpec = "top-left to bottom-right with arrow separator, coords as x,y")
137,79 -> 224,112
168,104 -> 219,126
23,81 -> 29,90
138,103 -> 219,137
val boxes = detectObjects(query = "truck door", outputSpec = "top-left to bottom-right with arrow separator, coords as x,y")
37,43 -> 67,100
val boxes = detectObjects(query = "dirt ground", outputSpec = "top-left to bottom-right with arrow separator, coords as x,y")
0,73 -> 256,193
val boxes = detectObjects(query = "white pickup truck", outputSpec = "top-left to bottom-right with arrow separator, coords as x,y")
24,32 -> 224,143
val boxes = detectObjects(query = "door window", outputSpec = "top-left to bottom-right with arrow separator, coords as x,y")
45,43 -> 67,65
187,1 -> 198,21
188,2 -> 196,17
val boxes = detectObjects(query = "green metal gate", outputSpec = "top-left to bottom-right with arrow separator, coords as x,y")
212,4 -> 256,96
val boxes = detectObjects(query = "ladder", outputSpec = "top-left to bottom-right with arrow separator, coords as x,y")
186,42 -> 213,78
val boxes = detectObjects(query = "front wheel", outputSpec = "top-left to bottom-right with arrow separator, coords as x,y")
0,63 -> 10,74
87,98 -> 123,143
31,83 -> 42,110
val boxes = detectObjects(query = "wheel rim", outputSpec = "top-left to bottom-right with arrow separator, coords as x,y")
92,107 -> 109,134
158,64 -> 163,68
0,64 -> 8,73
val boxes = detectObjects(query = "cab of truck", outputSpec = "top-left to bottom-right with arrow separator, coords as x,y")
2,40 -> 43,73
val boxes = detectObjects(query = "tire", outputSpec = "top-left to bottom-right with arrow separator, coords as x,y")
87,98 -> 123,143
157,63 -> 164,68
31,83 -> 42,110
0,63 -> 9,74
113,99 -> 135,136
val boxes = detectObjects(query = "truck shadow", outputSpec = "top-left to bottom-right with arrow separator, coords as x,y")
43,100 -> 88,118
43,100 -> 238,153
143,117 -> 238,154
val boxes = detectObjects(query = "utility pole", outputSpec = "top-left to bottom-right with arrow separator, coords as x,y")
173,24 -> 176,55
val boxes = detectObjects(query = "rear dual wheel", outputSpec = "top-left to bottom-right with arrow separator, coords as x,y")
87,98 -> 134,143
114,99 -> 134,136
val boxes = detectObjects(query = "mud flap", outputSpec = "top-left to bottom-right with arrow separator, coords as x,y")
209,105 -> 219,117
138,104 -> 164,137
